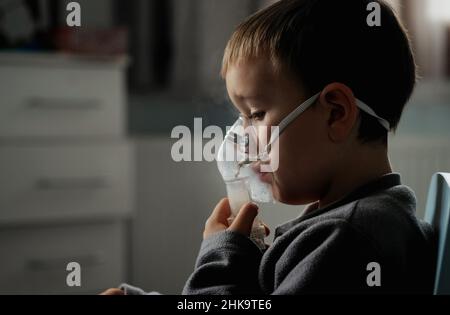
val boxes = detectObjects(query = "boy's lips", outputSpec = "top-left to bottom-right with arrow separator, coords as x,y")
258,171 -> 272,183
251,161 -> 273,183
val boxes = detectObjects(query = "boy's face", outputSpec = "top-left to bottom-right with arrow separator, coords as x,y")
225,57 -> 340,205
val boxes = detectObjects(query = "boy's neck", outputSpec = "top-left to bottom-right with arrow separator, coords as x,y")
318,144 -> 392,209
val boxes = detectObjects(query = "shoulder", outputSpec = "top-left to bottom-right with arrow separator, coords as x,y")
274,184 -> 430,255
322,185 -> 433,259
346,185 -> 432,243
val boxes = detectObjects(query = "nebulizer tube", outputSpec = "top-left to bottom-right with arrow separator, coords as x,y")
216,117 -> 273,250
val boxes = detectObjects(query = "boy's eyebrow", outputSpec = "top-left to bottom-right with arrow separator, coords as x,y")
234,93 -> 264,103
232,96 -> 263,116
228,95 -> 251,116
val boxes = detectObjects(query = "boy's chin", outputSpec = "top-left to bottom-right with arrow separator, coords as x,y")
273,186 -> 317,206
272,187 -> 297,205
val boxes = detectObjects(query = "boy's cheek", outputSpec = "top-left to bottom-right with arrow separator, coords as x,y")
271,121 -> 334,202
273,146 -> 327,202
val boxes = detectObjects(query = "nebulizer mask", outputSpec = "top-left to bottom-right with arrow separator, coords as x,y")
216,115 -> 273,250
216,91 -> 390,249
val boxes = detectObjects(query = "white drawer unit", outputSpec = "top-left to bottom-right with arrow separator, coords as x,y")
0,53 -> 127,138
0,142 -> 134,224
0,222 -> 126,294
0,53 -> 134,294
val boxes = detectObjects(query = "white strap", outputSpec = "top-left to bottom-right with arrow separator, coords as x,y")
277,93 -> 320,133
266,92 -> 390,151
355,99 -> 390,131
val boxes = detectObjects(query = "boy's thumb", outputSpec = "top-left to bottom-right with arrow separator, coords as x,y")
229,203 -> 259,236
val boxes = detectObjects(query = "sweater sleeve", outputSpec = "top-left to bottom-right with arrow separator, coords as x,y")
182,230 -> 265,295
183,220 -> 384,295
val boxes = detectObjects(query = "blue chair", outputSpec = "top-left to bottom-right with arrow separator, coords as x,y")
424,173 -> 450,295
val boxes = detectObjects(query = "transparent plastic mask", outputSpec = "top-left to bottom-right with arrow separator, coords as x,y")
216,117 -> 274,210
216,117 -> 270,250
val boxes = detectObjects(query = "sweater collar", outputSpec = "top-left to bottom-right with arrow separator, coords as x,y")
274,173 -> 402,238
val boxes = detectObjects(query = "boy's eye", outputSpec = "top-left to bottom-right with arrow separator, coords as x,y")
249,111 -> 266,121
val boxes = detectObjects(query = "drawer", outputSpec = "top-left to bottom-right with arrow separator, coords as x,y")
0,64 -> 126,137
0,222 -> 126,294
0,142 -> 134,224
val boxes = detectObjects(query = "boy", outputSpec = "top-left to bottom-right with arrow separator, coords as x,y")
104,0 -> 436,295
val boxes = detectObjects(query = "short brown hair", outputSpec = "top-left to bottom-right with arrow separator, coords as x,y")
222,0 -> 417,143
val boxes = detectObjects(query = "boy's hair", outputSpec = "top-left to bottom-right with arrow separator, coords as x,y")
221,0 -> 417,143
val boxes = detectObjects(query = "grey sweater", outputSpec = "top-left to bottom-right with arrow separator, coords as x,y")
182,173 -> 436,294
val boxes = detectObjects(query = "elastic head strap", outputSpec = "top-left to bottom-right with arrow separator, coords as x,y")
355,99 -> 390,131
264,92 -> 391,155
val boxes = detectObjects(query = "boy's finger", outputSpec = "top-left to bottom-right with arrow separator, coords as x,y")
99,288 -> 124,295
229,202 -> 259,236
208,198 -> 232,224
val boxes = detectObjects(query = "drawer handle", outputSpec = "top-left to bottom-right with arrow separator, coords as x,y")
26,253 -> 104,271
27,97 -> 102,110
35,177 -> 109,190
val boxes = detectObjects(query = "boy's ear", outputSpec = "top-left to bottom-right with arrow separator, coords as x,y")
319,83 -> 359,142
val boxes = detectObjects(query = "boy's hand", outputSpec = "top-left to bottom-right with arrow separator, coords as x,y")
203,198 -> 269,239
99,288 -> 124,295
